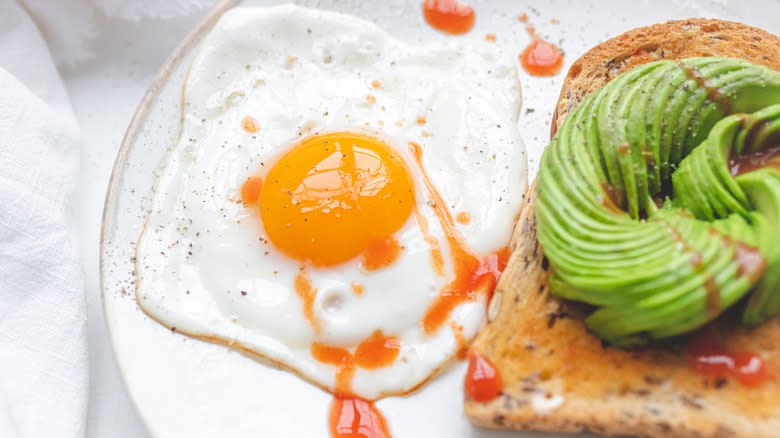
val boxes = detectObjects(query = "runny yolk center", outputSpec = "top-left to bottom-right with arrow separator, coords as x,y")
250,132 -> 415,268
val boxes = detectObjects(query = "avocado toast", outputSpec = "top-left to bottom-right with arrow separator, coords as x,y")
465,18 -> 780,438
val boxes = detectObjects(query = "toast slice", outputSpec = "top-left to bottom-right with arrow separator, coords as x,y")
465,19 -> 780,438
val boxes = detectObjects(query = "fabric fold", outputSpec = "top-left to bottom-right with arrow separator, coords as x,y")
0,2 -> 87,437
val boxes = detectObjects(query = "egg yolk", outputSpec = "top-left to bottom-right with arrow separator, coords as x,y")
258,132 -> 415,267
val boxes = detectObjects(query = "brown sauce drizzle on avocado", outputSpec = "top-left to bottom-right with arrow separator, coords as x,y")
688,250 -> 721,314
666,225 -> 721,315
734,241 -> 767,281
598,182 -> 625,214
675,61 -> 734,113
729,144 -> 780,176
710,230 -> 767,282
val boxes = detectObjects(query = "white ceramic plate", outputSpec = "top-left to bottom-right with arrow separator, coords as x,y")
100,1 -> 780,436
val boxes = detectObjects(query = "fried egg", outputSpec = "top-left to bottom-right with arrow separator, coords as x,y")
135,4 -> 526,400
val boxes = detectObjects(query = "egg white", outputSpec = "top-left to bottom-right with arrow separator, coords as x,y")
135,4 -> 526,399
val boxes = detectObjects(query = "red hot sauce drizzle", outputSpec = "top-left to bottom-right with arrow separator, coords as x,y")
686,331 -> 768,387
296,268 -> 322,334
474,247 -> 510,303
422,0 -> 475,35
449,321 -> 469,360
677,231 -> 768,385
313,331 -> 402,438
311,343 -> 355,395
328,143 -> 514,437
330,396 -> 392,438
308,141 -> 513,438
326,143 -> 514,436
465,353 -> 503,402
408,142 -> 509,334
354,331 -> 401,370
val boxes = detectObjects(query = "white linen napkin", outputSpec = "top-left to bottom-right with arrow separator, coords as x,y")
0,2 -> 87,437
0,1 -> 218,437
21,0 -> 218,69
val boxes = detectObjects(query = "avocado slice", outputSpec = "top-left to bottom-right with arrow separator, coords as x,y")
536,57 -> 780,346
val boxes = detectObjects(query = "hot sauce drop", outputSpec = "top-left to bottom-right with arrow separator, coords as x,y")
330,396 -> 392,438
455,211 -> 471,224
354,331 -> 401,369
465,353 -> 503,402
422,0 -> 475,35
521,40 -> 563,76
240,177 -> 263,206
242,116 -> 259,133
361,237 -> 403,272
686,331 -> 768,387
519,20 -> 563,76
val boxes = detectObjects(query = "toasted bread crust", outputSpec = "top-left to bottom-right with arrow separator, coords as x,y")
553,18 -> 780,133
466,18 -> 780,438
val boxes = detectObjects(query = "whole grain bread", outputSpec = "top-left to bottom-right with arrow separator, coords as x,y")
465,18 -> 780,438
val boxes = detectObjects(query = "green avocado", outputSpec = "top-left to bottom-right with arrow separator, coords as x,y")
536,57 -> 780,346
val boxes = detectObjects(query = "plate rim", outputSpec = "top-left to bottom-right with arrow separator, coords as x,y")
98,0 -> 239,432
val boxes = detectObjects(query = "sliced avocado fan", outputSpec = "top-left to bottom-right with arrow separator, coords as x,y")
536,57 -> 780,346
